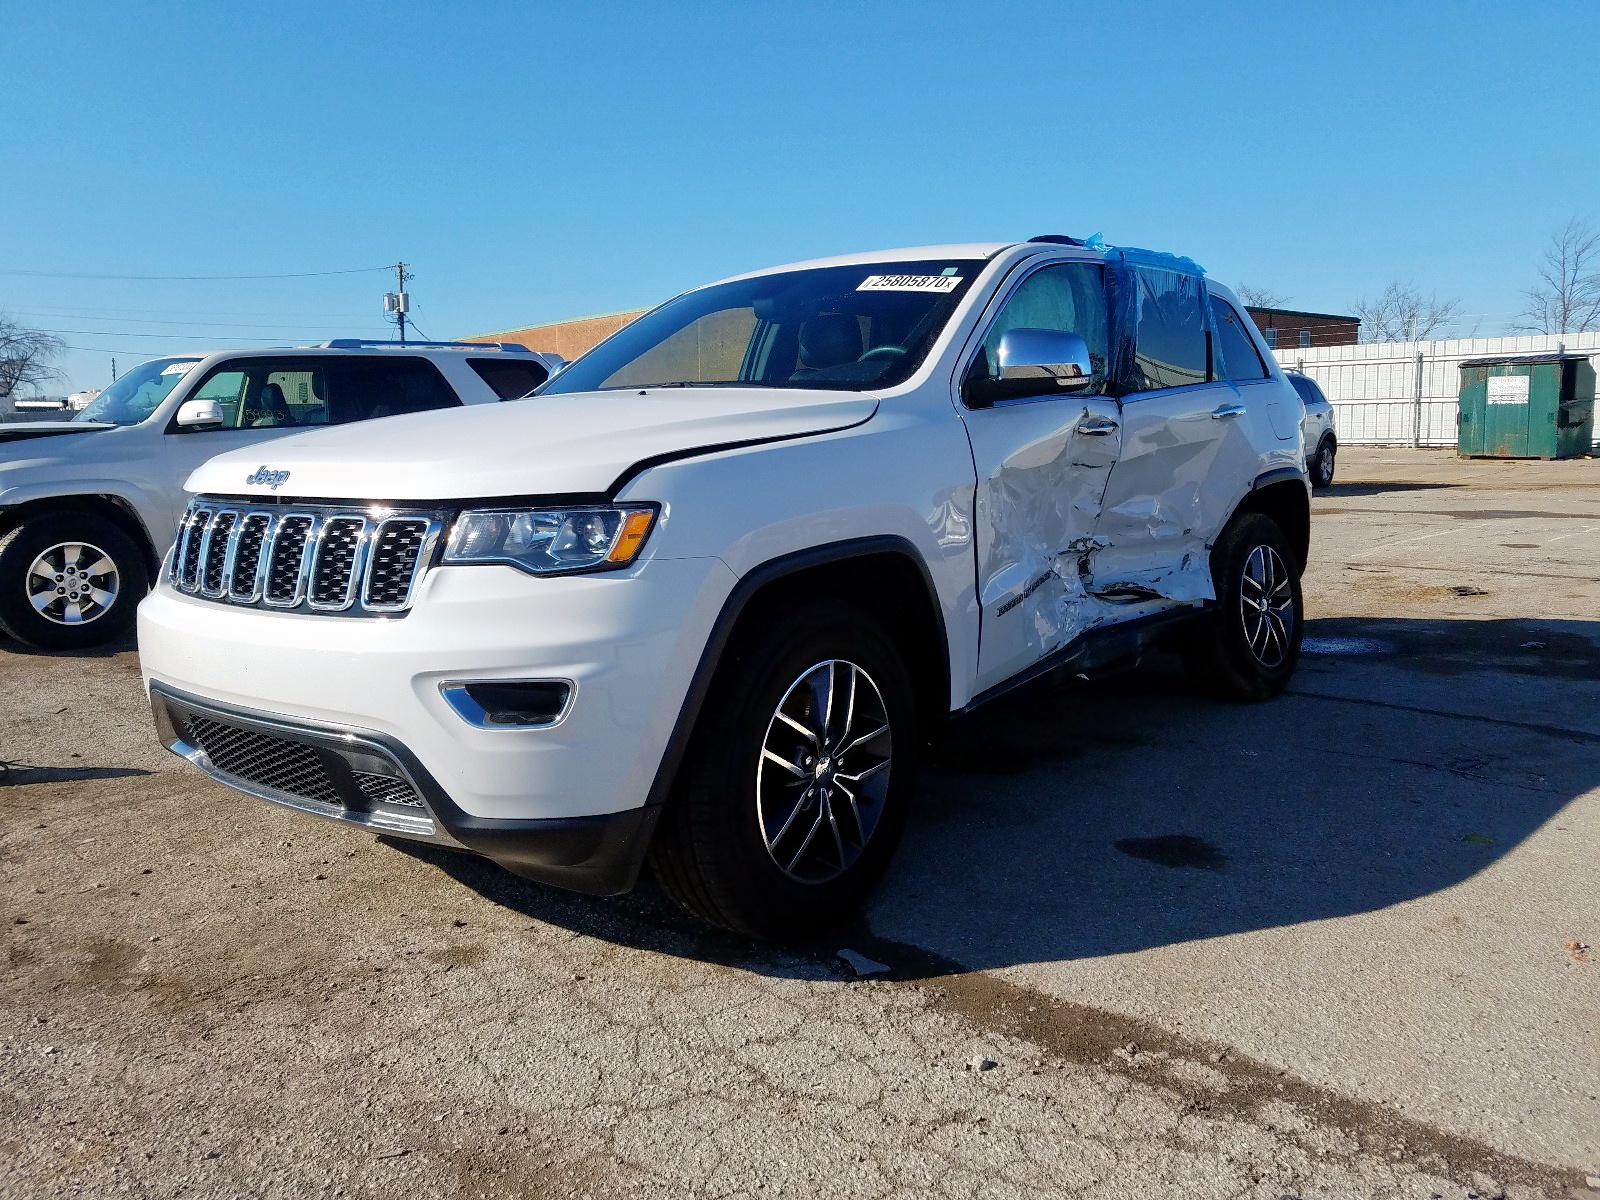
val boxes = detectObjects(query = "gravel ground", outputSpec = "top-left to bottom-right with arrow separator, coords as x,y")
2,447 -> 1596,1199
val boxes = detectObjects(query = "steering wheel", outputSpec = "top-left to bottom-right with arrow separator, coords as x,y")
857,345 -> 907,364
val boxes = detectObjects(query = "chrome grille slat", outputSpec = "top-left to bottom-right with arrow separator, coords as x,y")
176,508 -> 213,591
198,511 -> 237,597
308,516 -> 368,610
263,515 -> 317,607
227,513 -> 274,602
364,518 -> 441,611
172,498 -> 441,617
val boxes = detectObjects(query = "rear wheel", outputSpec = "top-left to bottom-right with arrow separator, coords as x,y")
650,599 -> 915,939
1310,437 -> 1336,489
1182,512 -> 1302,701
0,512 -> 149,650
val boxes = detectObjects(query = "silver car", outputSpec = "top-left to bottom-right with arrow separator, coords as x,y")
1287,371 -> 1337,488
0,342 -> 561,650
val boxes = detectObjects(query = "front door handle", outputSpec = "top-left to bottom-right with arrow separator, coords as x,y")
1211,403 -> 1246,419
1076,417 -> 1119,436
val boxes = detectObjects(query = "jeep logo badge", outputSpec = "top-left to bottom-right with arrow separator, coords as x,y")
246,466 -> 291,490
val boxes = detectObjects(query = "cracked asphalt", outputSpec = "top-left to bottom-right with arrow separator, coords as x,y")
2,448 -> 1596,1198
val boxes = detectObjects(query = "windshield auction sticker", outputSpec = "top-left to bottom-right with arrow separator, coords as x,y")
857,275 -> 963,293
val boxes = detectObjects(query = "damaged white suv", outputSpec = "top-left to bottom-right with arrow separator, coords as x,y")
139,238 -> 1310,938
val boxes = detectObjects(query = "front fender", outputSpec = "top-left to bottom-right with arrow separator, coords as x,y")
0,478 -> 169,559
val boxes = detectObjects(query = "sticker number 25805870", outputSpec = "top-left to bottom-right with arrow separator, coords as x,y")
857,275 -> 963,293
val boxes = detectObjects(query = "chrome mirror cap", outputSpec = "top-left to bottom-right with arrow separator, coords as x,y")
995,327 -> 1094,391
175,398 -> 224,429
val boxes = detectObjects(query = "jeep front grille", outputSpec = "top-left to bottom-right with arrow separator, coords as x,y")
170,499 -> 444,617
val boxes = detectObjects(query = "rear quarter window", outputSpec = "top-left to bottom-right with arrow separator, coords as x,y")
1210,298 -> 1270,382
467,357 -> 551,400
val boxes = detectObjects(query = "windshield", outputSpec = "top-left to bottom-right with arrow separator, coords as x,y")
73,357 -> 200,426
539,259 -> 982,395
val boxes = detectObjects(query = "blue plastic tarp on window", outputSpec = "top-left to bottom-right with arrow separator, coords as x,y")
1100,246 -> 1214,392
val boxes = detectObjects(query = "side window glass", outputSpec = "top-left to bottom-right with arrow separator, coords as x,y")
266,368 -> 328,425
1130,268 -> 1208,390
467,357 -> 550,400
1211,298 -> 1269,382
190,369 -> 248,428
972,262 -> 1109,393
326,358 -> 461,424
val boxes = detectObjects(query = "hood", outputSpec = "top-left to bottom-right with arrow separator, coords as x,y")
0,421 -> 115,445
186,387 -> 878,501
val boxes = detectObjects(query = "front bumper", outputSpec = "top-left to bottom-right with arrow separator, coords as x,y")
138,554 -> 738,892
151,682 -> 659,893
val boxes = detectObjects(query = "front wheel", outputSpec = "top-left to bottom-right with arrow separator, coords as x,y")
1182,512 -> 1303,701
0,512 -> 150,650
650,599 -> 916,939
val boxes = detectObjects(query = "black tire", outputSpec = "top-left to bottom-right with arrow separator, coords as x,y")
1182,512 -> 1302,702
1310,437 -> 1336,489
650,598 -> 916,940
0,512 -> 150,651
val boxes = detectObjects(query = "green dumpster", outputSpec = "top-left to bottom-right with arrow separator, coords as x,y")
1457,352 -> 1595,458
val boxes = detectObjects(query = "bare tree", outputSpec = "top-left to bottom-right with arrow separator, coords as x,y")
0,312 -> 64,401
1352,281 -> 1462,343
1512,217 -> 1600,334
1235,284 -> 1290,310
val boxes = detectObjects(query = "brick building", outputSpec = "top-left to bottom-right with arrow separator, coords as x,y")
1243,306 -> 1361,351
466,309 -> 646,360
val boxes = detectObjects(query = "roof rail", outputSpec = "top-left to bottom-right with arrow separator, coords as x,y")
313,339 -> 532,353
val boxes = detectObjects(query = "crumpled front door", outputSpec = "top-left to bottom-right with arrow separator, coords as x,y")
964,395 -> 1123,693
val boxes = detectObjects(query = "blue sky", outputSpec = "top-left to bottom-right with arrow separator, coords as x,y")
4,0 -> 1597,393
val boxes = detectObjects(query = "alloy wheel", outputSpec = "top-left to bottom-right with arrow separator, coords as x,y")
1239,544 -> 1294,668
26,541 -> 120,626
756,659 -> 892,884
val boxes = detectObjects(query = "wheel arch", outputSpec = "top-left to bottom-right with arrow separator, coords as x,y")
642,536 -> 952,813
0,494 -> 161,579
1232,471 -> 1311,575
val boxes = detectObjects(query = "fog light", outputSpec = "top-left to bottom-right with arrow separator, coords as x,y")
441,680 -> 572,728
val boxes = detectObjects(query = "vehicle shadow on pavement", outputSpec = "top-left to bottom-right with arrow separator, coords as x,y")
398,615 -> 1600,981
1320,481 -> 1464,497
0,762 -> 154,786
0,631 -> 138,658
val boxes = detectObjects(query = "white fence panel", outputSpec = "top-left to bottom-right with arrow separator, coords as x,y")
1273,332 -> 1600,447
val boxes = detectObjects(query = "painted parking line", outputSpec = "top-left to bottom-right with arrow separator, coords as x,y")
1541,523 -> 1600,545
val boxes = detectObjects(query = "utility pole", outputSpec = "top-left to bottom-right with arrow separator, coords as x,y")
110,358 -> 117,383
384,262 -> 412,344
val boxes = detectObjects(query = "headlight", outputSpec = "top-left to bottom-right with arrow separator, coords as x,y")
443,505 -> 657,575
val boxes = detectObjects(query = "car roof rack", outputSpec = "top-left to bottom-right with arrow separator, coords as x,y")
1028,233 -> 1088,246
313,339 -> 533,353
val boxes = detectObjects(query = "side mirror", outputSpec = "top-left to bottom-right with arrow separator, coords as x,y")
965,328 -> 1095,408
174,398 -> 224,430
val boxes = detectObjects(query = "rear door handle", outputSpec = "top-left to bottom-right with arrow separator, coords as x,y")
1076,417 -> 1119,435
1211,404 -> 1246,419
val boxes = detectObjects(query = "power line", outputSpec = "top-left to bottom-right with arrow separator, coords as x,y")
12,302 -> 391,321
14,312 -> 392,332
62,343 -> 183,356
0,265 -> 393,281
35,327 -> 292,342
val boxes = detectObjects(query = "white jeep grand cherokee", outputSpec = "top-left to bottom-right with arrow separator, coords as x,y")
139,238 -> 1309,938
